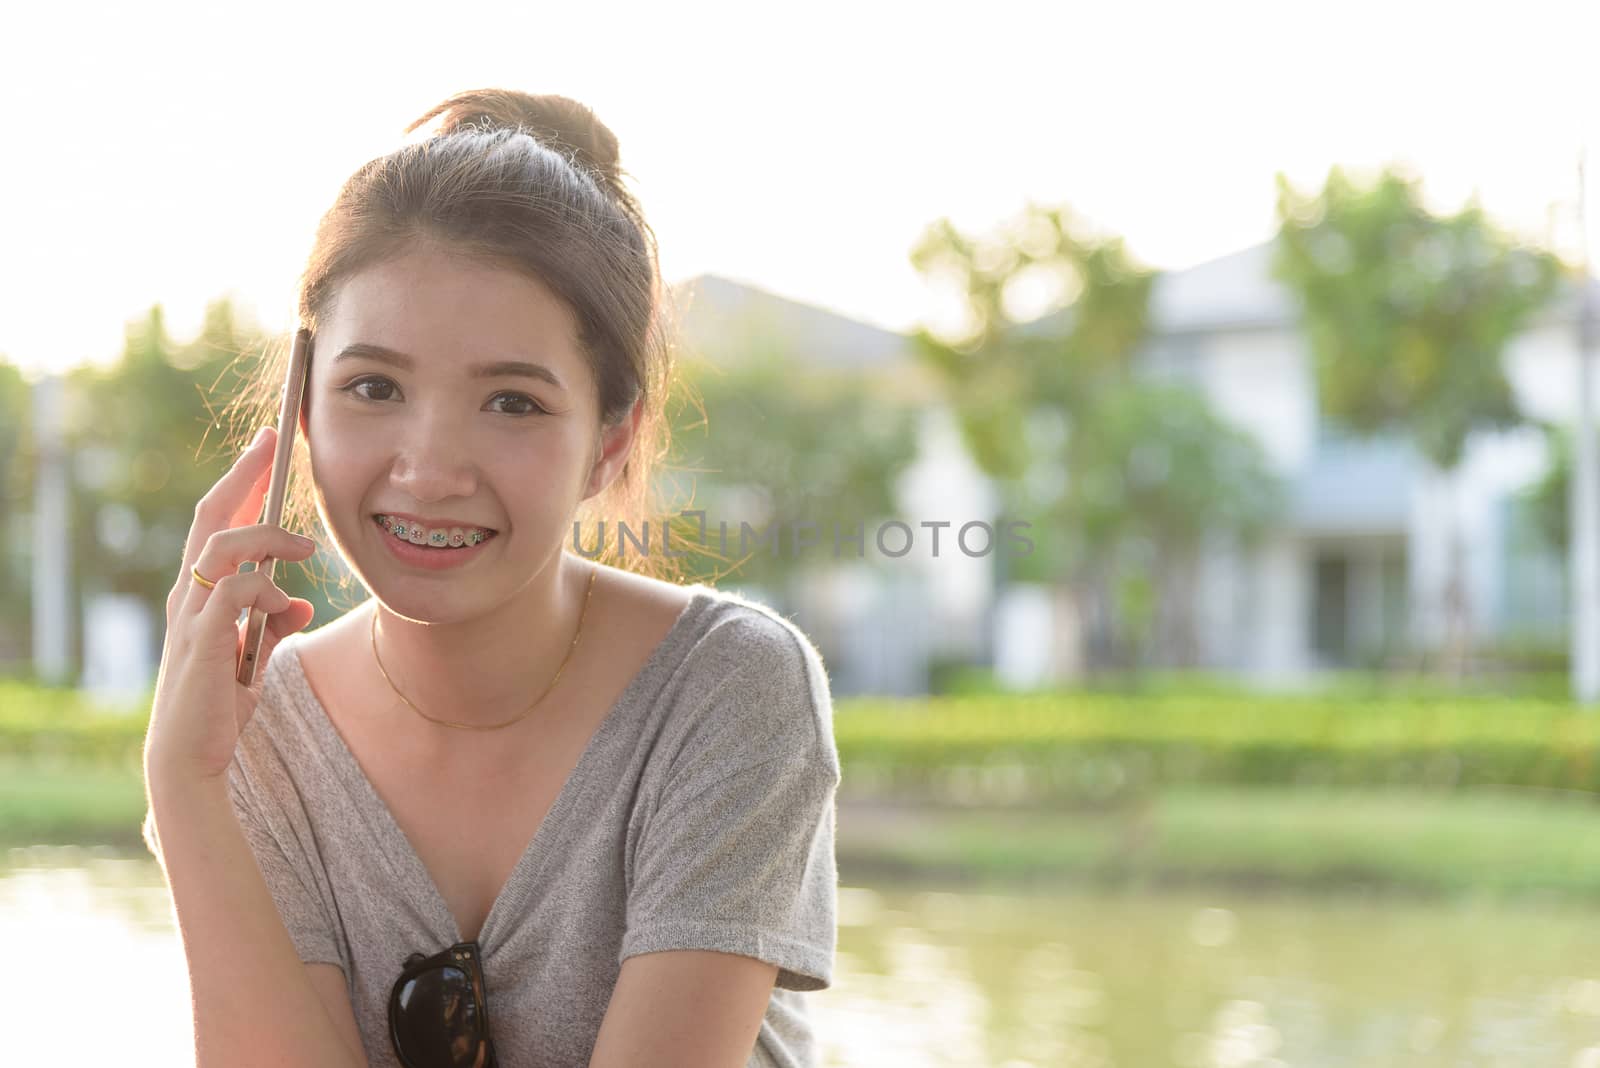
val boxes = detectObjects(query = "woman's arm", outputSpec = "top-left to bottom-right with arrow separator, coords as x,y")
148,772 -> 368,1068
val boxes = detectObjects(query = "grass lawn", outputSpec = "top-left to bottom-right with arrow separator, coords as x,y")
833,785 -> 1600,898
7,756 -> 1600,900
0,758 -> 148,847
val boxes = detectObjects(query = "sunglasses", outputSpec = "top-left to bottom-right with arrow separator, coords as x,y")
388,940 -> 501,1068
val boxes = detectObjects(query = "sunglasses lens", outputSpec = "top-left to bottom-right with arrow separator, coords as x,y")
392,964 -> 488,1067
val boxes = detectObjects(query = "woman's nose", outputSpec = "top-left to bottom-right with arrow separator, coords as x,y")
388,415 -> 479,501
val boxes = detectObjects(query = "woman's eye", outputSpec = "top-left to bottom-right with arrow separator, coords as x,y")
336,376 -> 547,417
339,375 -> 397,402
489,392 -> 549,417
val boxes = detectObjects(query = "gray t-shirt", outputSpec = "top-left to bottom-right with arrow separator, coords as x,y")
199,583 -> 839,1067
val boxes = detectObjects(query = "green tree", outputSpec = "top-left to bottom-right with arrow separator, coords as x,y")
59,299 -> 351,674
910,201 -> 1285,677
664,331 -> 920,611
1273,167 -> 1564,677
0,356 -> 37,666
61,304 -> 244,669
1525,418 -> 1572,554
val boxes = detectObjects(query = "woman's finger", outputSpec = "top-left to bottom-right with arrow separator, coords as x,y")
258,597 -> 318,664
168,438 -> 280,631
179,524 -> 316,620
233,452 -> 276,526
185,570 -> 294,666
228,598 -> 316,733
173,428 -> 290,618
179,427 -> 280,579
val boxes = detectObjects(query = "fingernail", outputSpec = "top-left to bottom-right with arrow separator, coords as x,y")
250,427 -> 270,448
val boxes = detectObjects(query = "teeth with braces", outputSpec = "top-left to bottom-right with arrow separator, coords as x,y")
376,515 -> 493,548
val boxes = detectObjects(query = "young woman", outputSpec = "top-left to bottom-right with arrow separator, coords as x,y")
141,89 -> 841,1068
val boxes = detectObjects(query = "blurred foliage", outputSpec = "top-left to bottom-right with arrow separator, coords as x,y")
0,357 -> 35,658
833,692 -> 1600,804
63,305 -> 246,606
1274,167 -> 1565,675
1273,167 -> 1564,472
1525,417 -> 1572,554
908,201 -> 1285,674
0,674 -> 155,767
15,673 -> 1600,803
11,300 -> 358,675
663,325 -> 920,602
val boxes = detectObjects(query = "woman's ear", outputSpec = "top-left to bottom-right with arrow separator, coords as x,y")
582,398 -> 644,501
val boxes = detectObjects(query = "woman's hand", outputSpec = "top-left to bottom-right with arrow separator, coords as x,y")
143,425 -> 319,791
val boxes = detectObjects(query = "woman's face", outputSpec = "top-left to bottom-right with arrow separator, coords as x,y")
301,243 -> 619,619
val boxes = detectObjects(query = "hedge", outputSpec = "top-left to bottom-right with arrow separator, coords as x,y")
6,681 -> 1600,802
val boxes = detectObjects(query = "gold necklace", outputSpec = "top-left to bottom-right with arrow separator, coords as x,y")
369,568 -> 597,731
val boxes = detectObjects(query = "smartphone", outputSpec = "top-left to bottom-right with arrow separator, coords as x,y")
236,326 -> 312,686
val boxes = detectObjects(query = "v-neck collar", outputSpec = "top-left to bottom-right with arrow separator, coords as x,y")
271,586 -> 712,950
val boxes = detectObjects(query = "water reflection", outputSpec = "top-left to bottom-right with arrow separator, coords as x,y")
2,844 -> 193,1065
818,881 -> 1600,1067
11,847 -> 1600,1065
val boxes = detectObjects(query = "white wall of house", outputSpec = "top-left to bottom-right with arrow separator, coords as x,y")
1192,526 -> 1252,670
1248,531 -> 1313,683
1190,328 -> 1320,476
1123,254 -> 1597,683
894,404 -> 997,659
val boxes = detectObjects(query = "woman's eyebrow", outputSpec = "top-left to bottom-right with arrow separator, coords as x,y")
332,341 -> 567,391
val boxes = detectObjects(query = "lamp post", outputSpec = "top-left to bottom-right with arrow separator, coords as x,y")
31,374 -> 72,686
1572,150 -> 1599,705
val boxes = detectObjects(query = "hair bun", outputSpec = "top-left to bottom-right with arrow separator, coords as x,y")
404,88 -> 623,185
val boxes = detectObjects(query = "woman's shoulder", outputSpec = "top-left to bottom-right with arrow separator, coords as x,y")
672,584 -> 828,686
664,583 -> 838,767
602,565 -> 825,675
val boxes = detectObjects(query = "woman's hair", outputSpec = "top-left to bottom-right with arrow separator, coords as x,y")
217,88 -> 707,599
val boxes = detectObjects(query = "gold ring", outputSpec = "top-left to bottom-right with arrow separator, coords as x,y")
191,565 -> 218,590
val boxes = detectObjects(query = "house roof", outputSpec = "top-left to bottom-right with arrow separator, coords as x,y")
667,273 -> 942,403
1148,244 -> 1295,334
668,274 -> 913,371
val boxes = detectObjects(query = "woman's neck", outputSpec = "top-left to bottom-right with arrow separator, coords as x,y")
363,553 -> 600,744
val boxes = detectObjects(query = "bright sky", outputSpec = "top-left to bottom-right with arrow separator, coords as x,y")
3,0 -> 1597,378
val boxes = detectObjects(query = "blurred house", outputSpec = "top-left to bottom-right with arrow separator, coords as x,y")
677,249 -> 1594,693
1024,243 -> 1588,684
668,275 -> 996,696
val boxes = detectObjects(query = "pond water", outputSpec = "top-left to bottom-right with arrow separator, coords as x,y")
7,844 -> 1600,1066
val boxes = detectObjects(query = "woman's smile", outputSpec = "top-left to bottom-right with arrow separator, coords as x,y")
371,512 -> 501,571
